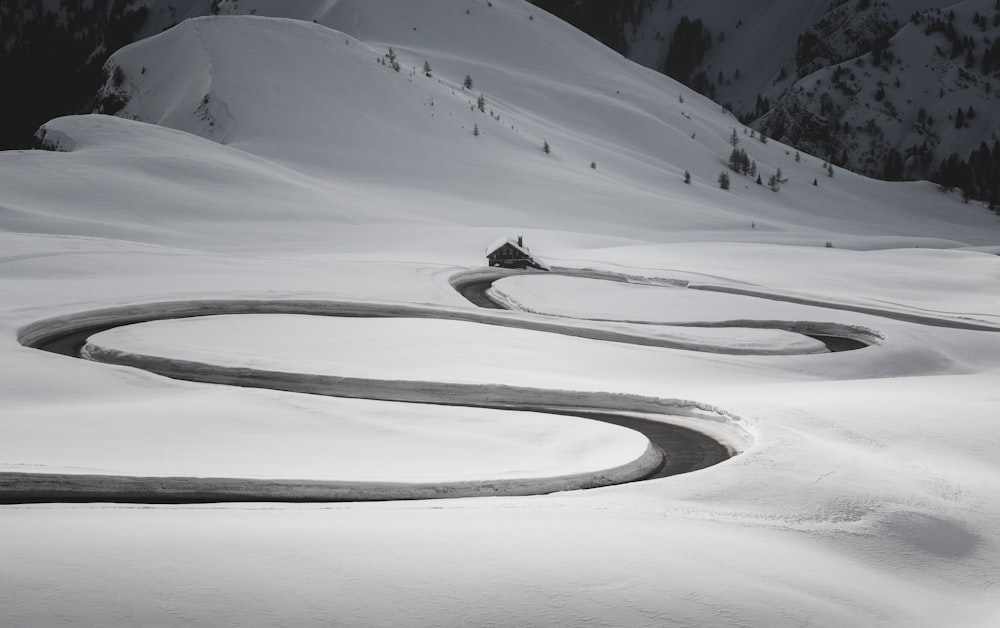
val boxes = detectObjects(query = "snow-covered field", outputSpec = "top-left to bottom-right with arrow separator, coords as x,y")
3,0 -> 1000,625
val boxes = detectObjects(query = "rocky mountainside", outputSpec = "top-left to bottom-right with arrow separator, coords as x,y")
533,0 -> 1000,204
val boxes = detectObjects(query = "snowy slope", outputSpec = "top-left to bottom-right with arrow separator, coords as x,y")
616,0 -> 1000,179
2,1 -> 1000,626
65,1 -> 1000,247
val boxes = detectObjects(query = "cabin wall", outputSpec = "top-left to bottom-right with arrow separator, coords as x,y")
487,243 -> 541,270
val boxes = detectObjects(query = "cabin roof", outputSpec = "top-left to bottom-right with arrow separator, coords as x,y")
485,236 -> 529,256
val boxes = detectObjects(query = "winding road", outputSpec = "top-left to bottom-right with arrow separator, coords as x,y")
451,267 -> 873,352
5,266 -> 888,504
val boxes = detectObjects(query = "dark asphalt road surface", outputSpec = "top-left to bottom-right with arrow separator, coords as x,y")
16,300 -> 735,503
454,273 -> 868,353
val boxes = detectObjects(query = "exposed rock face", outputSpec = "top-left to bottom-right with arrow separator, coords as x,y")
530,0 -> 1000,200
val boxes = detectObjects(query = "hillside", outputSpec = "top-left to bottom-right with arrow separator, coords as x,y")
56,0 -> 998,249
5,0 -> 998,203
535,0 -> 1000,200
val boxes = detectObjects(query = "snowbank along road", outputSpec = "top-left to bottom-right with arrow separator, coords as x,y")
7,265 -> 897,504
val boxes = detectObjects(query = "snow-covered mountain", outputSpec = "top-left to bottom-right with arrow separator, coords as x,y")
3,1 -> 1000,626
58,0 -> 994,247
536,0 -> 1000,200
6,0 -> 998,202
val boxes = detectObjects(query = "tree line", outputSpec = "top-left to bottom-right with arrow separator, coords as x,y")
0,0 -> 150,149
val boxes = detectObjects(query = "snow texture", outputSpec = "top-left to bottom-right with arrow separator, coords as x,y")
2,1 -> 1000,626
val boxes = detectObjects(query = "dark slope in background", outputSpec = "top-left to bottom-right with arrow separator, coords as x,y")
0,0 -> 212,150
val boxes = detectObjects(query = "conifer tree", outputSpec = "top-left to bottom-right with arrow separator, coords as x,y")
768,172 -> 780,191
728,147 -> 741,172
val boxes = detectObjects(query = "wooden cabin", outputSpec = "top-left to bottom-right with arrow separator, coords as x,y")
485,235 -> 547,270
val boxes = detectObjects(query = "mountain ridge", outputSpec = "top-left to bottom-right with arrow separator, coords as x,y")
3,0 -> 998,207
16,1 -> 997,252
531,0 -> 1000,203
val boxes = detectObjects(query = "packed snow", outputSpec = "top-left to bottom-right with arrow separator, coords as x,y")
2,0 -> 1000,625
1,373 -> 651,483
85,313 -> 830,383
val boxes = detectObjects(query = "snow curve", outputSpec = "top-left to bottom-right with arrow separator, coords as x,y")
9,298 -> 757,503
